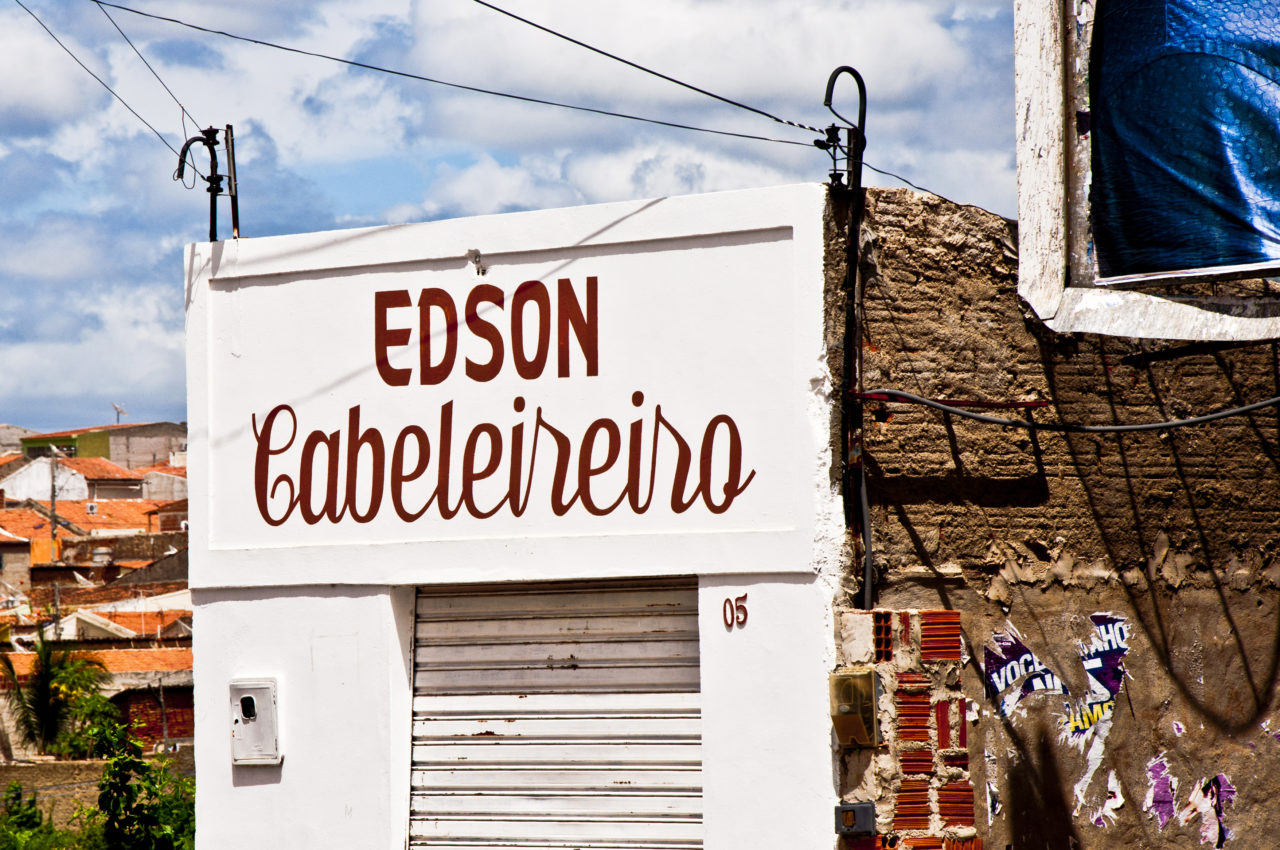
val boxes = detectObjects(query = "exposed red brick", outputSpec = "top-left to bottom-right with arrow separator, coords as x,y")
900,748 -> 935,776
938,781 -> 975,827
113,687 -> 193,746
919,610 -> 962,661
893,779 -> 931,831
944,839 -> 982,850
904,838 -> 944,850
896,691 -> 932,742
897,671 -> 931,691
873,610 -> 893,662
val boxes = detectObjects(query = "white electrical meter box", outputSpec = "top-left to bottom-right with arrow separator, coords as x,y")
229,678 -> 281,765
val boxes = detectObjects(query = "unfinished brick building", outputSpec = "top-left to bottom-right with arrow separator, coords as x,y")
832,186 -> 1280,849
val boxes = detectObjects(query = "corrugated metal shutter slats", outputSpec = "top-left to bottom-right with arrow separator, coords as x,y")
410,579 -> 702,849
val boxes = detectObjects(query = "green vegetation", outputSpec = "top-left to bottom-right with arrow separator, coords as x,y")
0,638 -> 116,757
0,723 -> 194,849
0,640 -> 193,847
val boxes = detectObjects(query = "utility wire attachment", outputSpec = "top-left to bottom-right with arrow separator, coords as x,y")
176,125 -> 241,242
819,65 -> 874,610
817,66 -> 867,191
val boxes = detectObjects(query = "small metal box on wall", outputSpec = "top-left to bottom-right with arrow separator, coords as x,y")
830,667 -> 881,747
230,679 -> 281,765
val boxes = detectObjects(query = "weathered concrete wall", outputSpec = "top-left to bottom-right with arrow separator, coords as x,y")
59,531 -> 188,564
0,546 -> 31,593
847,188 -> 1280,848
107,424 -> 187,471
0,747 -> 195,828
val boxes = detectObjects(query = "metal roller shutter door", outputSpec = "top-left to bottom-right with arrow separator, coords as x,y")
410,578 -> 703,849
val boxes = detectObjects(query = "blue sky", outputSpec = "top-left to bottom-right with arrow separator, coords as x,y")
0,0 -> 1014,433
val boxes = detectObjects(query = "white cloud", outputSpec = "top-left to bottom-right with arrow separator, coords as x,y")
0,0 -> 1017,428
0,285 -> 183,400
0,8 -> 107,135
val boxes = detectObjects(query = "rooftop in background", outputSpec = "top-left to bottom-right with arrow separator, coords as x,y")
22,422 -> 165,441
57,457 -> 142,481
0,507 -> 62,542
0,646 -> 192,676
28,499 -> 171,534
137,462 -> 187,478
20,423 -> 187,472
29,580 -> 189,610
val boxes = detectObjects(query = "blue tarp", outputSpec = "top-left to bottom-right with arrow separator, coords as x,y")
1090,0 -> 1280,277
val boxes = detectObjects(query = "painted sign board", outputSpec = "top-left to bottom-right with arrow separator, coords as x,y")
1014,0 -> 1280,340
186,184 -> 838,588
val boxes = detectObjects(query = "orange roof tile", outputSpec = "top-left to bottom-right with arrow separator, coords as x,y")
0,508 -> 57,542
32,500 -> 166,532
58,457 -> 141,481
29,581 -> 188,609
99,611 -> 190,635
144,499 -> 187,515
136,463 -> 186,479
0,647 -> 191,676
0,454 -> 22,466
23,423 -> 161,441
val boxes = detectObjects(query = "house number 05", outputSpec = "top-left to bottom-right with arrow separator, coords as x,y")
722,594 -> 748,629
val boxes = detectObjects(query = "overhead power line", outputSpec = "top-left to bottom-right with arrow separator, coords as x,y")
469,0 -> 823,135
97,1 -> 203,134
90,0 -> 814,148
861,387 -> 1280,433
88,0 -> 1001,216
12,0 -> 193,168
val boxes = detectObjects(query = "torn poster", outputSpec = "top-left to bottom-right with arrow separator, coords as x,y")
982,624 -> 1068,717
1091,771 -> 1124,827
1060,614 -> 1131,739
1143,755 -> 1178,829
1178,774 -> 1235,848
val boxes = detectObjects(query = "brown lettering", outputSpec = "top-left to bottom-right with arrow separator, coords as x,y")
511,280 -> 551,379
344,406 -> 384,523
419,288 -> 458,385
390,425 -> 431,521
699,415 -> 755,514
578,418 -> 624,515
298,428 -> 345,525
465,284 -> 504,382
558,276 -> 598,377
252,404 -> 299,526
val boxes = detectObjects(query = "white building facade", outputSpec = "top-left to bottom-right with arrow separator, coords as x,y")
187,184 -> 844,849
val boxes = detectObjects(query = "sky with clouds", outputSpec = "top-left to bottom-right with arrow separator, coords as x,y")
0,0 -> 1014,433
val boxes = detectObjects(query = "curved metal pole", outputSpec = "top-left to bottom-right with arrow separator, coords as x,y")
177,127 -> 223,242
824,65 -> 867,139
824,66 -> 874,610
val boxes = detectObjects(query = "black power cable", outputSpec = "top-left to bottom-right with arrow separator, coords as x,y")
90,0 -> 814,149
862,387 -> 1280,433
97,3 -> 202,132
13,0 -> 196,172
90,1 -> 1011,217
469,0 -> 823,135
